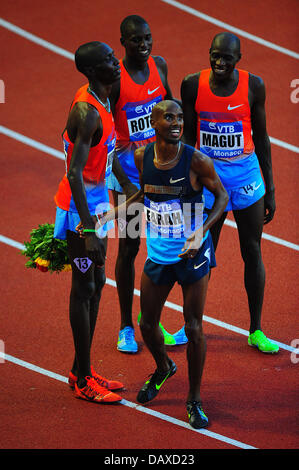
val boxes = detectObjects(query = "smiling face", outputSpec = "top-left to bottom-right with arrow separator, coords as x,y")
121,20 -> 153,64
151,100 -> 184,144
209,33 -> 241,82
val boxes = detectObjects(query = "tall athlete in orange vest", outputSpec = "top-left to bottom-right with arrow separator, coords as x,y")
108,16 -> 185,353
181,32 -> 278,353
54,42 -> 128,403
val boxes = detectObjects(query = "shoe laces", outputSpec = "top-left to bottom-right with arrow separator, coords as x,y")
93,374 -> 109,388
122,327 -> 135,341
84,376 -> 110,397
91,367 -> 109,388
147,366 -> 170,383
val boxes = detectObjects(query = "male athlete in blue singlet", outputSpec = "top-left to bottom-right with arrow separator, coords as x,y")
100,100 -> 228,428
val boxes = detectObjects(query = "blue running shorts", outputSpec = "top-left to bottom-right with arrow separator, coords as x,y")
144,231 -> 216,286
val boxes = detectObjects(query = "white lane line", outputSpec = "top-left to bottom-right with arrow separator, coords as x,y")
0,19 -> 299,153
224,219 -> 299,252
0,18 -> 74,60
1,125 -> 298,252
0,352 -> 256,449
0,126 -> 64,160
269,136 -> 299,154
160,0 -> 299,60
0,233 -> 297,354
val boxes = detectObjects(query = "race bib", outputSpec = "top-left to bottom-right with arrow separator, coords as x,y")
122,96 -> 163,142
200,121 -> 244,159
144,198 -> 184,238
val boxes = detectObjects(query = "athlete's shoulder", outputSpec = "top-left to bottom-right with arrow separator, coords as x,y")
183,71 -> 201,81
152,55 -> 167,67
181,72 -> 201,94
248,72 -> 265,91
181,73 -> 200,103
248,72 -> 266,102
190,147 -> 213,171
71,100 -> 101,122
152,55 -> 168,75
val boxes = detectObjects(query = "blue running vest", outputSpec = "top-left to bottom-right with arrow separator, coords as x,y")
143,143 -> 208,264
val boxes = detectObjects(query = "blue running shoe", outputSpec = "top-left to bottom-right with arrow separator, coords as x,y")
186,401 -> 209,429
117,327 -> 138,353
172,326 -> 188,345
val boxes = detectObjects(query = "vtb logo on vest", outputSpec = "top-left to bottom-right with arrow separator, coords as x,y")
200,120 -> 244,159
123,96 -> 163,142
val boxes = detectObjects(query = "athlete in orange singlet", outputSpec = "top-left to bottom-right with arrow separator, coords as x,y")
108,16 -> 185,353
181,32 -> 278,354
54,42 -> 128,403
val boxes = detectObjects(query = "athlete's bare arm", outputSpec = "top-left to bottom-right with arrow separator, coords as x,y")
67,102 -> 106,265
249,74 -> 275,223
179,149 -> 228,259
153,55 -> 173,100
180,73 -> 200,146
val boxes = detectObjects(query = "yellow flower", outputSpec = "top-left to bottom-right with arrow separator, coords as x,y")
35,257 -> 50,267
62,264 -> 72,272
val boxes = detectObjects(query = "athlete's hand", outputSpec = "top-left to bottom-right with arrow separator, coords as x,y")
178,230 -> 203,260
84,233 -> 106,268
264,189 -> 276,224
76,221 -> 85,238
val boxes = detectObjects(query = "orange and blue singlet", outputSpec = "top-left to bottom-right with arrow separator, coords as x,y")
195,68 -> 265,210
107,56 -> 167,190
54,84 -> 115,239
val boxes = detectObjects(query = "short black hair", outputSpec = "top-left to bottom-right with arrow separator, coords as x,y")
75,41 -> 103,75
210,32 -> 241,54
120,15 -> 148,38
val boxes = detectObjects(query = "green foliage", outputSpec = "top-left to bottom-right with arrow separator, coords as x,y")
22,223 -> 70,273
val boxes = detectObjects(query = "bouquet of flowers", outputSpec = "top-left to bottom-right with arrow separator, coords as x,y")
22,223 -> 71,273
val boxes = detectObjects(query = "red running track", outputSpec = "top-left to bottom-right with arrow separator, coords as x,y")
0,0 -> 298,452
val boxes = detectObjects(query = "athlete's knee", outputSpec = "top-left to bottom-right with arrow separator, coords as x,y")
185,319 -> 204,343
96,268 -> 106,290
140,314 -> 158,337
240,239 -> 262,264
71,278 -> 97,300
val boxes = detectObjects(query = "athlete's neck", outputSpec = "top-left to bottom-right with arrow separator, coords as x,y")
88,81 -> 111,103
209,69 -> 239,97
123,56 -> 150,79
154,141 -> 182,167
